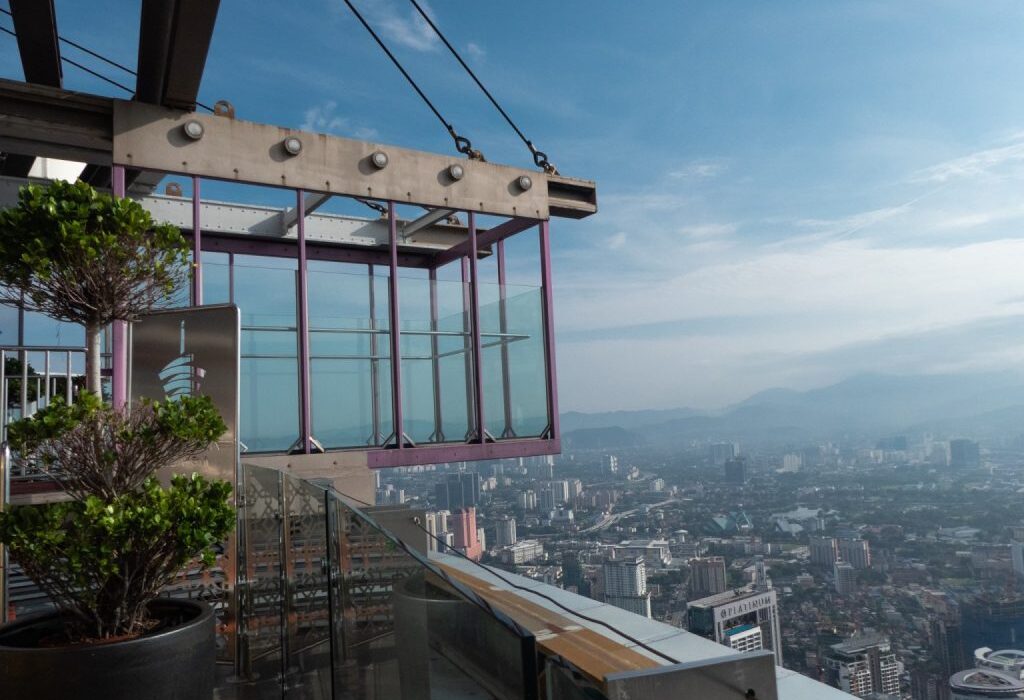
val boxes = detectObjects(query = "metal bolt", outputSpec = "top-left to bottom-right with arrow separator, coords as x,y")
517,175 -> 533,191
371,151 -> 389,169
183,120 -> 204,140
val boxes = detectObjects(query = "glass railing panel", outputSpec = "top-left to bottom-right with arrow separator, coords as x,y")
324,487 -> 538,700
281,475 -> 332,699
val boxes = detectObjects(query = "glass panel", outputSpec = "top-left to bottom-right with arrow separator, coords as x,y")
479,281 -> 549,440
235,257 -> 299,453
324,484 -> 536,699
308,265 -> 391,449
201,254 -> 231,305
228,464 -> 538,699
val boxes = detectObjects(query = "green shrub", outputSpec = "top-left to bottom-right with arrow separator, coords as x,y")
0,474 -> 233,641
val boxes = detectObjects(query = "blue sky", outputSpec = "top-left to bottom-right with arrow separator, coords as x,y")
5,1 -> 1024,412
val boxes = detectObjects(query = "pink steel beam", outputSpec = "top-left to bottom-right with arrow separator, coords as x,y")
388,202 -> 404,449
296,190 -> 312,454
467,212 -> 486,442
539,221 -> 560,440
431,216 -> 539,269
192,176 -> 202,305
111,165 -> 128,410
194,235 -> 427,268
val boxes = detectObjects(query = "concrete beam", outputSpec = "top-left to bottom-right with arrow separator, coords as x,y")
112,100 -> 595,220
0,79 -> 112,164
0,80 -> 597,220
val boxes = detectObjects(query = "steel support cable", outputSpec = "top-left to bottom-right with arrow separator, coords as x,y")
341,0 -> 484,161
406,0 -> 558,175
329,486 -> 683,665
0,8 -> 213,112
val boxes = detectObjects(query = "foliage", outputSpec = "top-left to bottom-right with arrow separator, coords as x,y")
0,474 -> 234,641
0,180 -> 190,326
10,394 -> 226,501
0,181 -> 233,644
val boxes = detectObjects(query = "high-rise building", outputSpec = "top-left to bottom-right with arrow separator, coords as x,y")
834,561 -> 857,595
690,557 -> 728,598
436,472 -> 481,510
476,527 -> 486,553
823,634 -> 901,698
517,489 -> 537,510
496,515 -> 517,547
424,512 -> 440,553
710,442 -> 737,466
562,551 -> 590,597
452,507 -> 482,561
838,538 -> 872,569
724,457 -> 747,484
687,585 -> 782,660
931,617 -> 966,682
950,439 -> 981,470
603,556 -> 651,618
602,454 -> 619,474
724,624 -> 764,653
961,597 -> 1024,659
810,536 -> 839,567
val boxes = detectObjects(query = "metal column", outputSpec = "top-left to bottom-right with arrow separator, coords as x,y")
387,202 -> 404,449
539,222 -> 560,440
428,267 -> 444,442
296,190 -> 312,454
467,213 -> 486,443
367,265 -> 382,445
497,241 -> 515,438
192,176 -> 202,306
111,165 -> 128,410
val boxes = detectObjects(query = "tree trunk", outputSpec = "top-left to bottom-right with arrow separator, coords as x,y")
85,321 -> 102,398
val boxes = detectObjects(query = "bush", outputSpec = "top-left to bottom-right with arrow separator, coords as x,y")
11,394 -> 227,501
0,474 -> 233,641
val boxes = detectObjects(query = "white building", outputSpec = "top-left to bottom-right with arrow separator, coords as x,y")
834,561 -> 857,595
724,624 -> 764,653
824,635 -> 901,698
686,586 -> 782,661
500,539 -> 544,565
603,556 -> 651,618
496,515 -> 517,547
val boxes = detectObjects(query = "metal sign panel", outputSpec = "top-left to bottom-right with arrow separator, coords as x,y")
130,304 -> 241,663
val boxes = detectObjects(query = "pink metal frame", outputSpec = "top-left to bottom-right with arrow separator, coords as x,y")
115,167 -> 560,467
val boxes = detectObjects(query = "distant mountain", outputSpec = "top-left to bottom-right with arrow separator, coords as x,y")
560,407 -> 702,433
562,426 -> 642,450
561,371 -> 1024,447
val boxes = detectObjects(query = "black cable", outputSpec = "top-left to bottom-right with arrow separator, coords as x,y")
330,486 -> 683,665
340,0 -> 483,160
406,0 -> 557,174
0,9 -> 213,112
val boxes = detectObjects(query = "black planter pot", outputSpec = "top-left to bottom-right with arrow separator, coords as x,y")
0,599 -> 215,700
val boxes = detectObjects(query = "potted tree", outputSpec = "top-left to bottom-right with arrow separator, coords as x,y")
0,181 -> 234,699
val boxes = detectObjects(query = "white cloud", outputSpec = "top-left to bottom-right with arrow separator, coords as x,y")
466,42 -> 485,60
668,159 -> 728,179
679,223 -> 736,239
911,137 -> 1024,183
301,101 -> 379,140
373,1 -> 438,52
606,232 -> 628,250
